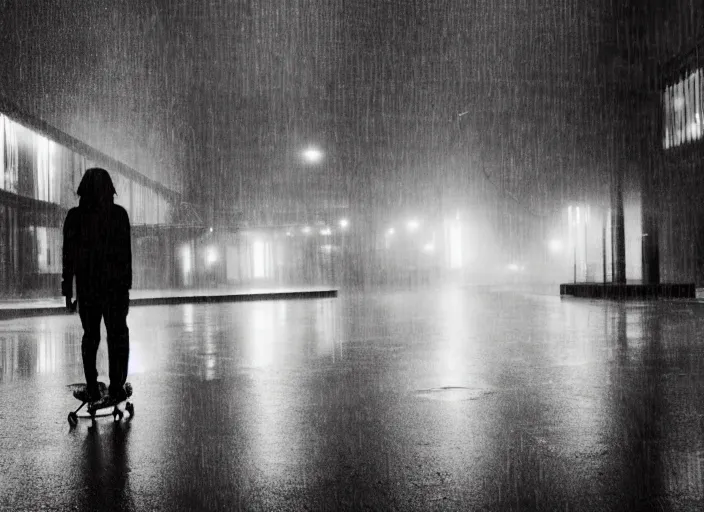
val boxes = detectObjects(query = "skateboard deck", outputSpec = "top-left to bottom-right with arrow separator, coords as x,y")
67,381 -> 134,427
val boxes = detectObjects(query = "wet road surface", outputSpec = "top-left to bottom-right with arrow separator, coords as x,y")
1,287 -> 704,511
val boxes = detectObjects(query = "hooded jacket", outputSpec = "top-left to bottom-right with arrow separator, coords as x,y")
62,168 -> 132,299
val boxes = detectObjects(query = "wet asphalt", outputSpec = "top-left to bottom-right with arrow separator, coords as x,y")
1,287 -> 703,511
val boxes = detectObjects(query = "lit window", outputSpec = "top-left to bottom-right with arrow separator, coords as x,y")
35,135 -> 50,201
2,117 -> 18,193
663,69 -> 703,149
0,116 -> 4,191
252,240 -> 272,278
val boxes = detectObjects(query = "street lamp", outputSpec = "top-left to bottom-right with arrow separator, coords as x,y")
548,239 -> 563,254
339,218 -> 349,229
302,147 -> 324,164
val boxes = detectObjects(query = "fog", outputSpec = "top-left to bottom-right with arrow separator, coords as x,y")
0,0 -> 651,295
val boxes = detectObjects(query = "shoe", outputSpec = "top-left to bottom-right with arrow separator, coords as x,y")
73,383 -> 103,403
108,386 -> 128,404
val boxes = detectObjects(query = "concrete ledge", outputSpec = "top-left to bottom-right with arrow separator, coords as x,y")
560,283 -> 695,299
131,289 -> 338,306
0,289 -> 338,321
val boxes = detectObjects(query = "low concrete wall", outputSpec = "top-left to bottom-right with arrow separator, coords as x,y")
0,289 -> 338,321
559,283 -> 695,299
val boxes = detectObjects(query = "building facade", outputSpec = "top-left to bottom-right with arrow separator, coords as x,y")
616,1 -> 704,286
0,98 -> 180,298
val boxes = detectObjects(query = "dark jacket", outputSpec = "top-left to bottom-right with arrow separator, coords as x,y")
62,172 -> 132,299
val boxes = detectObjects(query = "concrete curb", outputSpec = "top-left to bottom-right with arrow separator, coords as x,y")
0,289 -> 338,321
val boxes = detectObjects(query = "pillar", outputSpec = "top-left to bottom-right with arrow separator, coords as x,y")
613,169 -> 627,284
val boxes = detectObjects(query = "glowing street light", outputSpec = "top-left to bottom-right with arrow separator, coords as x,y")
302,226 -> 311,235
387,227 -> 395,236
407,219 -> 420,232
548,239 -> 563,254
206,247 -> 218,265
302,147 -> 323,164
338,218 -> 349,229
320,227 -> 332,236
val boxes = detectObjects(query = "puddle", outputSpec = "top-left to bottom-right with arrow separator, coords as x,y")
415,386 -> 495,402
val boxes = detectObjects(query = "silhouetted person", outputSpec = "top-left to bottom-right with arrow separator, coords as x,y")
62,168 -> 132,404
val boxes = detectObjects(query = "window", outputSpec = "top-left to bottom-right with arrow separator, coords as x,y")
2,117 -> 18,193
112,172 -> 131,214
156,192 -> 170,224
132,182 -> 145,224
664,69 -> 704,149
48,141 -> 62,204
144,188 -> 158,224
35,134 -> 50,201
0,116 -> 4,191
252,240 -> 273,278
34,226 -> 61,274
59,148 -> 80,208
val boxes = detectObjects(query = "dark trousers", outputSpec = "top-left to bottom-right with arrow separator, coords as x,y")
78,291 -> 130,394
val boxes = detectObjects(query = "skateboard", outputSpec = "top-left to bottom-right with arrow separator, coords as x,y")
66,381 -> 134,427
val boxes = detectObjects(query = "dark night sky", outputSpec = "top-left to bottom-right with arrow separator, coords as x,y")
0,0 -> 614,223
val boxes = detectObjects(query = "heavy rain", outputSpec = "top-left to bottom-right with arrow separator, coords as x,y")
1,1 -> 704,510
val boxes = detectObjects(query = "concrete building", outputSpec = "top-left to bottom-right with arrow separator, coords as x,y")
609,0 -> 704,286
0,97 -> 184,298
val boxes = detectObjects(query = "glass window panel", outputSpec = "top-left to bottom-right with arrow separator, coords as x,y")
3,118 -> 18,193
14,121 -> 37,198
681,78 -> 685,145
36,227 -> 61,274
47,141 -> 62,204
35,134 -> 50,201
144,188 -> 157,224
673,81 -> 679,146
676,79 -> 684,146
36,226 -> 48,272
687,74 -> 694,142
74,154 -> 85,193
672,84 -> 678,147
150,190 -> 158,224
112,172 -> 131,213
663,86 -> 670,148
59,148 -> 76,208
683,76 -> 689,143
157,193 -> 170,224
684,70 -> 699,142
132,182 -> 145,224
0,115 -> 4,191
696,70 -> 702,141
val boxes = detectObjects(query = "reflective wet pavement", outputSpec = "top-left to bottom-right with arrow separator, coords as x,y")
1,288 -> 704,511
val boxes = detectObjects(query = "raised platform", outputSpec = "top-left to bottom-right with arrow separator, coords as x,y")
559,282 -> 695,299
0,288 -> 338,321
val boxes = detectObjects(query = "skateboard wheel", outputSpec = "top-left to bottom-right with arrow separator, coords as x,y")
68,412 -> 78,427
125,402 -> 134,417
